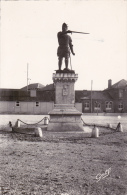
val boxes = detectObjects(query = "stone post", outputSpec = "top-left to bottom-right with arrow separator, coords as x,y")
91,125 -> 99,138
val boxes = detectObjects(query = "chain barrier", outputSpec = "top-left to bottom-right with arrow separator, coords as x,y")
17,117 -> 49,126
81,117 -> 117,130
14,116 -> 125,130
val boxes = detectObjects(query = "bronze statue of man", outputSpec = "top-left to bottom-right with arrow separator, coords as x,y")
57,23 -> 75,71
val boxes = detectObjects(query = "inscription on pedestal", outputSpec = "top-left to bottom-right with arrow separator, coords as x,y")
63,85 -> 68,96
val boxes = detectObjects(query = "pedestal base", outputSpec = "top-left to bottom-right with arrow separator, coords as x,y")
47,122 -> 84,132
47,104 -> 84,132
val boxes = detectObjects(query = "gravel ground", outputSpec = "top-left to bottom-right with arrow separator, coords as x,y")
0,114 -> 127,195
0,130 -> 127,194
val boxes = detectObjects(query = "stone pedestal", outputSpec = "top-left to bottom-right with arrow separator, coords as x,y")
47,72 -> 84,132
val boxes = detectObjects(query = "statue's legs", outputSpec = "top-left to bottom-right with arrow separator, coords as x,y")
65,57 -> 69,69
58,57 -> 63,70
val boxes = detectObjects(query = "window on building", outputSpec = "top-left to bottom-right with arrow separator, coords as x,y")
36,102 -> 39,107
105,101 -> 112,110
94,101 -> 101,110
16,101 -> 20,107
84,101 -> 90,110
118,102 -> 123,110
119,90 -> 123,99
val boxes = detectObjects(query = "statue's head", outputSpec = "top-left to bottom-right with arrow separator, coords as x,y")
62,23 -> 68,32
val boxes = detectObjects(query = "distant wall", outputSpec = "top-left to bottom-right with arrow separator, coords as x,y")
0,101 -> 54,114
0,101 -> 82,114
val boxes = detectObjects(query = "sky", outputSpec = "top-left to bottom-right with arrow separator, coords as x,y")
0,0 -> 127,90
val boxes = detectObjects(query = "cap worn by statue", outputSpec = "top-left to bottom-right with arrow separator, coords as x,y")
56,23 -> 89,73
62,23 -> 68,28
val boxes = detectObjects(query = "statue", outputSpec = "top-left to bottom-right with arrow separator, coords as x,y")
57,23 -> 75,72
57,23 -> 90,73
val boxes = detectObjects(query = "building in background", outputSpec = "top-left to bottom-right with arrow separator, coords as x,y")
0,83 -> 55,114
76,79 -> 127,113
0,79 -> 127,114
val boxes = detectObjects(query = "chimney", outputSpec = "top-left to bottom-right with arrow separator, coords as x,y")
108,79 -> 112,88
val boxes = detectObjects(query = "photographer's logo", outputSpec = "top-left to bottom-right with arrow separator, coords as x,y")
96,168 -> 111,182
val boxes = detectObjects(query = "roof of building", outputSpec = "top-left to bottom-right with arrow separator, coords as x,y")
75,90 -> 113,102
21,83 -> 45,90
0,88 -> 19,91
75,90 -> 86,102
0,89 -> 55,102
39,83 -> 55,91
81,91 -> 113,100
111,79 -> 127,88
105,79 -> 127,90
